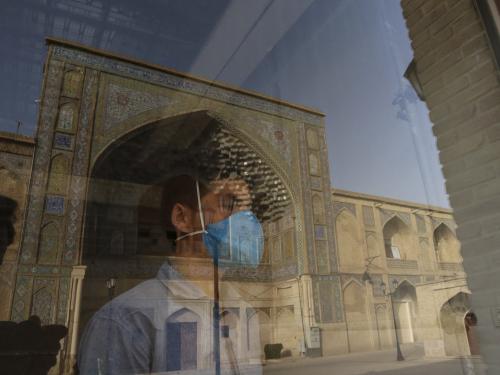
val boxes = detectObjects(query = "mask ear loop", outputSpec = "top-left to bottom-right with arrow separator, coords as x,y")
196,180 -> 206,232
175,180 -> 208,241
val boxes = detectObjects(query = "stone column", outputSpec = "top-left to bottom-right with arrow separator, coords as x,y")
238,300 -> 246,362
400,0 -> 499,373
63,265 -> 86,374
299,275 -> 314,347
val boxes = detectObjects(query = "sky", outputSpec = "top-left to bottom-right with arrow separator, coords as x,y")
0,0 -> 449,207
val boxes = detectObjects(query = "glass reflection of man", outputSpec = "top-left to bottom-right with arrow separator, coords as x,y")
78,174 -> 264,375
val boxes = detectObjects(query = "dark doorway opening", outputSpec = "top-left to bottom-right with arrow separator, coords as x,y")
166,322 -> 198,371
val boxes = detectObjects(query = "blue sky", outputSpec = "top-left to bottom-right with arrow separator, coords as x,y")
0,0 -> 449,207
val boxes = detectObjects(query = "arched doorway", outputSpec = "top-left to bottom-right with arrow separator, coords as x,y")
220,309 -> 240,364
434,224 -> 461,264
392,281 -> 417,344
247,309 -> 272,359
383,217 -> 413,260
343,280 -> 374,352
440,292 -> 472,356
275,306 -> 297,354
78,111 -> 297,359
166,308 -> 202,371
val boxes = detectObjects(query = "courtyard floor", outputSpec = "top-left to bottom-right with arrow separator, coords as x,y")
263,344 -> 485,375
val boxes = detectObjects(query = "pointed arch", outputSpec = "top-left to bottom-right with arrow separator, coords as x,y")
247,309 -> 271,356
84,109 -> 299,262
220,309 -> 240,362
434,223 -> 461,263
393,280 -> 417,301
167,307 -> 201,323
432,219 -> 457,234
440,292 -> 472,356
393,280 -> 418,344
91,110 -> 299,208
275,306 -> 297,354
382,213 -> 411,228
383,216 -> 412,260
166,308 -> 201,371
383,215 -> 410,234
342,277 -> 365,291
334,206 -> 355,220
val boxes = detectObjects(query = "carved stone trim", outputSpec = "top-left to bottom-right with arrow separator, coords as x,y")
298,124 -> 315,274
312,275 -> 343,323
431,217 -> 457,234
64,69 -> 99,264
388,275 -> 421,292
380,209 -> 411,227
333,202 -> 356,218
20,60 -> 64,263
52,45 -> 323,126
246,307 -> 271,320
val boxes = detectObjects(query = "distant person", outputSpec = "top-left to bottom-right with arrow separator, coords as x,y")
0,194 -> 68,375
78,174 -> 264,374
465,312 -> 480,355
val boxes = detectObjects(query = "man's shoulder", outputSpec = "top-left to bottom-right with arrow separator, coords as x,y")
93,278 -> 167,322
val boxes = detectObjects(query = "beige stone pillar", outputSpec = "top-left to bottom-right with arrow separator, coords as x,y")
63,265 -> 86,374
298,275 -> 314,348
238,299 -> 246,362
400,1 -> 500,373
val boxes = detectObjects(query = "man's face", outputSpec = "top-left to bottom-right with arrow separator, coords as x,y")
199,178 -> 251,226
170,178 -> 252,256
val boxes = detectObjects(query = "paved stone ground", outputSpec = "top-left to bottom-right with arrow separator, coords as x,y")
263,344 -> 486,375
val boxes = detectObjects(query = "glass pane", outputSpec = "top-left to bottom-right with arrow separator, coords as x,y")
0,1 -> 498,375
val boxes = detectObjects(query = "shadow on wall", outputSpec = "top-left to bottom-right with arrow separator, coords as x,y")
0,194 -> 68,375
0,195 -> 16,264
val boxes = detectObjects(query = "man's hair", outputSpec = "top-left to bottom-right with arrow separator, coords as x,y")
161,175 -> 209,234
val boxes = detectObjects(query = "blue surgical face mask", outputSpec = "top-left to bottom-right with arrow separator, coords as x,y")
176,180 -> 264,268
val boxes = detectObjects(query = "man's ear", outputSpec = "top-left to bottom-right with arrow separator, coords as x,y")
171,203 -> 194,234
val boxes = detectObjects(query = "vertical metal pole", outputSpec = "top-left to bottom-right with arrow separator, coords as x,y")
389,292 -> 405,361
296,277 -> 309,356
374,307 -> 382,350
213,246 -> 221,375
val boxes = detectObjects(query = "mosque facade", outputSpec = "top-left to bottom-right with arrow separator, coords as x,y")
0,39 -> 473,373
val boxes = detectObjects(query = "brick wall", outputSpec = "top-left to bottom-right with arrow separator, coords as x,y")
401,0 -> 500,372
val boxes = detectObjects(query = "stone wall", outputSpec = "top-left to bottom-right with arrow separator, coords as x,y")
401,0 -> 500,372
330,189 -> 466,357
